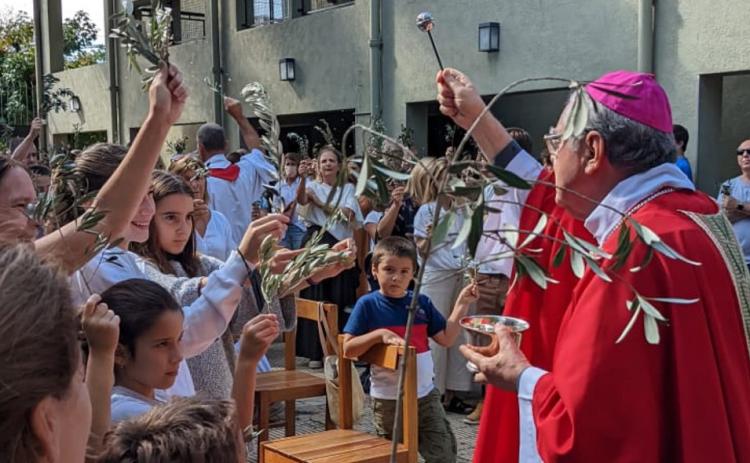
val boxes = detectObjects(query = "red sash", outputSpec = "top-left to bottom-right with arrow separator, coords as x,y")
208,165 -> 240,182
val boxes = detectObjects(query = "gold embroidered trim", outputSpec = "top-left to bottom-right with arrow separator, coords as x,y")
680,210 -> 750,357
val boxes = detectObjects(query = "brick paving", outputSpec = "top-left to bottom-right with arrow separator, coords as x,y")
251,342 -> 479,462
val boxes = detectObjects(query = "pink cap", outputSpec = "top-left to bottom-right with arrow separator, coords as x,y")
585,70 -> 673,133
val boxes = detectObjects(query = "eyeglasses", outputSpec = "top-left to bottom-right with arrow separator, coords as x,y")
544,131 -> 563,155
737,149 -> 750,156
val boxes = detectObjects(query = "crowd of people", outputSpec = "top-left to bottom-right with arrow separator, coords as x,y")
1,59 -> 750,463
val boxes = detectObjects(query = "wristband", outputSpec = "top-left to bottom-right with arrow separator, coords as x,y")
236,248 -> 255,279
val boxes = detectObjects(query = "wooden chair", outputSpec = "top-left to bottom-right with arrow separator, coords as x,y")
254,298 -> 338,456
260,334 -> 419,463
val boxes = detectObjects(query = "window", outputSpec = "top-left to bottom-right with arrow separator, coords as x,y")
134,0 -> 206,44
306,0 -> 352,13
238,0 -> 285,29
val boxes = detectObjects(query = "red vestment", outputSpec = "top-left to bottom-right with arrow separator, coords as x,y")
474,170 -> 593,463
532,190 -> 750,462
475,180 -> 750,462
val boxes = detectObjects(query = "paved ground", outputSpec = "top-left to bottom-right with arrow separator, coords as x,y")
251,342 -> 479,462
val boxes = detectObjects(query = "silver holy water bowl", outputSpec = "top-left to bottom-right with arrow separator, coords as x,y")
460,315 -> 530,373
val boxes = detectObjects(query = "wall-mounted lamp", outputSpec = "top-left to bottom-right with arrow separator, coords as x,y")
279,58 -> 296,81
478,22 -> 500,52
68,96 -> 82,113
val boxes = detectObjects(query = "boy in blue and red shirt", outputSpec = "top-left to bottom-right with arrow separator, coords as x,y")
343,236 -> 477,463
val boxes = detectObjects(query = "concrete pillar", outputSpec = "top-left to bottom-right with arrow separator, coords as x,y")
696,74 -> 723,192
40,0 -> 64,74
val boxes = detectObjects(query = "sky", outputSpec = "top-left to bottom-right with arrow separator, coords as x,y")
0,0 -> 106,44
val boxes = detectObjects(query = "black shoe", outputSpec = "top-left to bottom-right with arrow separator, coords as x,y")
444,396 -> 474,415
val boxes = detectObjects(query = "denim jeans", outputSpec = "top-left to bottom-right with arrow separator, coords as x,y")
280,223 -> 306,250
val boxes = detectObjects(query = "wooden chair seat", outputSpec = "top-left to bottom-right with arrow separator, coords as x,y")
255,370 -> 326,402
261,429 -> 410,463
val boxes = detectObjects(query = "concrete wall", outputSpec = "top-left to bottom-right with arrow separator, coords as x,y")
381,0 -> 639,136
116,39 -> 215,138
220,0 -> 369,147
47,63 -> 110,136
655,0 -> 750,191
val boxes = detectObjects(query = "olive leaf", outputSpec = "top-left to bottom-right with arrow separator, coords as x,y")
616,299 -> 642,344
241,82 -> 282,175
515,254 -> 548,289
484,164 -> 532,189
452,204 -> 474,250
519,214 -> 548,249
109,0 -> 172,89
431,209 -> 456,247
355,154 -> 370,197
467,195 -> 485,257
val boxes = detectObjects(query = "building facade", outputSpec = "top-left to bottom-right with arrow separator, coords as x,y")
39,0 -> 750,193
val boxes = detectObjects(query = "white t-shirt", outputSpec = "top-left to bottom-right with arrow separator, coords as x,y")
300,181 -> 363,241
195,209 -> 236,262
206,150 -> 277,243
718,176 -> 750,263
413,202 -> 466,270
110,385 -> 164,423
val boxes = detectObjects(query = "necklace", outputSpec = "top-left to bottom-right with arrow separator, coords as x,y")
604,188 -> 676,243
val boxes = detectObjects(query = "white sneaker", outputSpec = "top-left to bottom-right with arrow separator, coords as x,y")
308,360 -> 323,369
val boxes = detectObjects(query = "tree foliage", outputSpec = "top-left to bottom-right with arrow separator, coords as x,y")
0,8 -> 103,126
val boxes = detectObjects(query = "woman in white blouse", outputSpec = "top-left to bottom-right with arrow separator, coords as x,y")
296,146 -> 364,367
169,156 -> 236,262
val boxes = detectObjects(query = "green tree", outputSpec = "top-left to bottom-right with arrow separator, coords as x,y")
63,10 -> 106,70
0,9 -> 104,128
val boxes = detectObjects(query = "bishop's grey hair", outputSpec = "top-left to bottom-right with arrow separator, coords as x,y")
571,92 -> 677,174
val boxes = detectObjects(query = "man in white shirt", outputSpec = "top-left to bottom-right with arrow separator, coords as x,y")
199,98 -> 278,242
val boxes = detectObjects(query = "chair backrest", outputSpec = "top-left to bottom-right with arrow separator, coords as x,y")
337,334 -> 418,463
283,297 -> 338,370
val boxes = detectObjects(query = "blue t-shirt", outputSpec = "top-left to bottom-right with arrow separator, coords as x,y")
675,156 -> 693,182
344,290 -> 446,399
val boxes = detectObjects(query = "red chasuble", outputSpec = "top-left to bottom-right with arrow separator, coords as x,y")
474,170 -> 594,463
532,190 -> 750,462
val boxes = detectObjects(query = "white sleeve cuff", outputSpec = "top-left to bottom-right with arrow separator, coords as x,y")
518,366 -> 548,400
518,366 -> 547,463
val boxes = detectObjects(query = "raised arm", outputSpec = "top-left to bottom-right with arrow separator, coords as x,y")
81,294 -> 120,450
377,186 -> 404,239
34,65 -> 187,274
433,281 -> 477,347
11,117 -> 42,163
436,69 -> 513,166
225,97 -> 261,151
232,313 -> 278,430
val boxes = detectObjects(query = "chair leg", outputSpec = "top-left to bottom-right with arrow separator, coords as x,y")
285,400 -> 296,436
257,394 -> 270,459
324,398 -> 334,430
